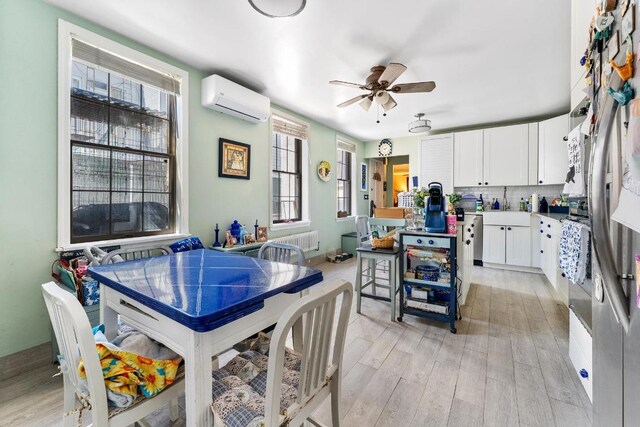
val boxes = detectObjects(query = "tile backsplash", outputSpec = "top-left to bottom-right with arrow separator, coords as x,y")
455,185 -> 564,210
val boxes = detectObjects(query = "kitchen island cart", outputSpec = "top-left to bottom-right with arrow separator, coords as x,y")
398,230 -> 459,333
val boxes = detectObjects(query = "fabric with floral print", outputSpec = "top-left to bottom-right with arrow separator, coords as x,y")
210,334 -> 302,427
77,338 -> 182,404
559,220 -> 590,284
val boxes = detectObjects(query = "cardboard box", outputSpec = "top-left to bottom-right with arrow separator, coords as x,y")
374,207 -> 411,219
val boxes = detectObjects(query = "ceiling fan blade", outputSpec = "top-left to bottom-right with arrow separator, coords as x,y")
329,80 -> 366,89
359,96 -> 373,111
337,94 -> 368,108
382,94 -> 397,111
378,63 -> 407,86
390,81 -> 436,93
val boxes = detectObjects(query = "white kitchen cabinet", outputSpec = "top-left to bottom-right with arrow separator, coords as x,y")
483,225 -> 506,264
538,114 -> 570,185
506,226 -> 531,267
483,124 -> 529,186
453,130 -> 484,187
539,215 -> 569,306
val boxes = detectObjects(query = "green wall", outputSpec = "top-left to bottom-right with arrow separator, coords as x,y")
0,0 -> 365,357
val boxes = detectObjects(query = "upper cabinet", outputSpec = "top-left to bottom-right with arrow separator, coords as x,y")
538,114 -> 569,185
453,130 -> 483,187
483,124 -> 529,186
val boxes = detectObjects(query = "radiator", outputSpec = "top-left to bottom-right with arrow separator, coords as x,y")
272,231 -> 320,252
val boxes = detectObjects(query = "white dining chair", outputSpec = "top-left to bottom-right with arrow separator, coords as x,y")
98,244 -> 173,265
42,281 -> 184,427
211,280 -> 353,427
258,241 -> 305,267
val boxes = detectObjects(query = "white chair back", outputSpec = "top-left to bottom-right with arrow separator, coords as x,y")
355,215 -> 371,248
264,280 -> 353,426
99,244 -> 173,265
258,242 -> 305,267
42,281 -> 110,422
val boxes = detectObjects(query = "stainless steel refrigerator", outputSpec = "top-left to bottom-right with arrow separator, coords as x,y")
588,3 -> 640,425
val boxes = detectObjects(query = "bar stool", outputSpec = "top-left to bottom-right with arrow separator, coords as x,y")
354,215 -> 400,321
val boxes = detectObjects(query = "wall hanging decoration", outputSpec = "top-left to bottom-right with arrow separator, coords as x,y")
372,172 -> 382,181
317,160 -> 332,181
219,138 -> 251,179
611,50 -> 635,80
361,162 -> 368,191
378,138 -> 393,156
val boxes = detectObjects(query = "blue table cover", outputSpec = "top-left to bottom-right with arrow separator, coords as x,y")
88,249 -> 323,332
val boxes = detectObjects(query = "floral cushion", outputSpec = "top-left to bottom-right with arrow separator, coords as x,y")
211,334 -> 301,427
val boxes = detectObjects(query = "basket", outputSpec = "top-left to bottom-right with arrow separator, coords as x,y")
371,237 -> 395,249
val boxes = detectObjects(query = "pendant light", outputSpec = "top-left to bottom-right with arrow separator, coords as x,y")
248,0 -> 306,18
408,113 -> 431,133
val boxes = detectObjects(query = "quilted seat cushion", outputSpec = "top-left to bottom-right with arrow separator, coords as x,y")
211,336 -> 302,427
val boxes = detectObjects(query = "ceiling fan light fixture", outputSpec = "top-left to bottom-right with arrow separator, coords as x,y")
375,91 -> 390,105
408,113 -> 431,133
359,96 -> 373,111
248,0 -> 306,18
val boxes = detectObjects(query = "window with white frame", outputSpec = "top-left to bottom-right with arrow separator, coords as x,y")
58,22 -> 189,248
271,113 -> 309,226
336,139 -> 356,218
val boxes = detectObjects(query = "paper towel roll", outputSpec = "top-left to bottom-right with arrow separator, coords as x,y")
532,193 -> 539,213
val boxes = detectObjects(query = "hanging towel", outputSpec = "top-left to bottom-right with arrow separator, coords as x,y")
559,221 -> 590,284
564,125 -> 586,196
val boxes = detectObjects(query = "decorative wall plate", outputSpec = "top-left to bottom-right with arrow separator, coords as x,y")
318,160 -> 332,181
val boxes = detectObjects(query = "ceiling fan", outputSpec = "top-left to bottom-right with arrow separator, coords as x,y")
330,63 -> 436,112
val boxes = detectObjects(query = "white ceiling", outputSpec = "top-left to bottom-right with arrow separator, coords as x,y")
47,0 -> 570,141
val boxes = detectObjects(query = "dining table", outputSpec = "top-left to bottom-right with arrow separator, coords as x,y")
88,248 -> 323,426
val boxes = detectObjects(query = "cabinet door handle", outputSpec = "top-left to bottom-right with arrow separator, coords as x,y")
561,272 -> 566,278
470,233 -> 475,238
467,228 -> 471,232
500,227 -> 505,230
471,223 -> 474,228
539,180 -> 543,184
540,250 -> 544,253
485,182 -> 489,185
547,234 -> 551,239
540,221 -> 543,225
507,227 -> 512,231
548,224 -> 551,228
466,240 -> 471,245
540,230 -> 544,234
478,182 -> 482,185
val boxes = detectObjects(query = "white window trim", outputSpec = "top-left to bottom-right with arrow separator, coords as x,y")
269,109 -> 310,231
335,135 -> 358,221
56,20 -> 190,251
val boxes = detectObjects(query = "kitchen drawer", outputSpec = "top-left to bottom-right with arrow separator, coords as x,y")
570,333 -> 593,402
570,309 -> 592,364
403,235 -> 451,249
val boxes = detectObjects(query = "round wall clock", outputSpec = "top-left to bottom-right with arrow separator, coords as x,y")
317,160 -> 332,181
378,139 -> 393,157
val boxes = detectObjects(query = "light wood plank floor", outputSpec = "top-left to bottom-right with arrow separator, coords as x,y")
0,260 -> 592,426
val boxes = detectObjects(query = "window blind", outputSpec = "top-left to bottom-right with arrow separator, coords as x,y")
72,38 -> 181,95
337,139 -> 356,153
272,114 -> 308,140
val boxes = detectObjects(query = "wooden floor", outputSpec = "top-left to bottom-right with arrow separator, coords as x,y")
0,260 -> 592,427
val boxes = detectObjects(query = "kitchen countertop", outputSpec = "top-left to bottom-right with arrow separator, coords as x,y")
463,210 -> 568,222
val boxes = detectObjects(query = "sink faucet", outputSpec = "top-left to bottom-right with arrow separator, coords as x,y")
502,186 -> 507,211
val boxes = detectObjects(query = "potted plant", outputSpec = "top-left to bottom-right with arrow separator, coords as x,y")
447,193 -> 462,215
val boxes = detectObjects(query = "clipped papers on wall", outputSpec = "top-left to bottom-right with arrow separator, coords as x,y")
563,125 -> 586,196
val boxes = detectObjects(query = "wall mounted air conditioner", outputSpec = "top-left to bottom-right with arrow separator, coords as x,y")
201,74 -> 271,123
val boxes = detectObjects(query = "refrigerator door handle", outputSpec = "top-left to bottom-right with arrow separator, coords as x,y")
590,73 -> 631,333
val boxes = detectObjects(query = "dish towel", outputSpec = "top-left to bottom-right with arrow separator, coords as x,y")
563,125 -> 586,196
559,221 -> 590,284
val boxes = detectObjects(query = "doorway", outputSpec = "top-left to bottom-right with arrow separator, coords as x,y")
384,155 -> 409,207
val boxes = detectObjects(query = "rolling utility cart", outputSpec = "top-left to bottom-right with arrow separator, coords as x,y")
397,230 -> 459,333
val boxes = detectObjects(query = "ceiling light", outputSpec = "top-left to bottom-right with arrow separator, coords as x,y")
408,113 -> 431,133
248,0 -> 306,18
375,91 -> 390,105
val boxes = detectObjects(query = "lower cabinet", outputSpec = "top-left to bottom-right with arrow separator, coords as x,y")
483,224 -> 531,267
483,225 -> 506,264
506,226 -> 532,267
539,216 -> 569,305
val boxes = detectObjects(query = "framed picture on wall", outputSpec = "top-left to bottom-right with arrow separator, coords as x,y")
360,162 -> 367,191
219,138 -> 251,179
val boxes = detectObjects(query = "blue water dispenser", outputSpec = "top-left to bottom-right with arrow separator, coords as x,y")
425,182 -> 446,233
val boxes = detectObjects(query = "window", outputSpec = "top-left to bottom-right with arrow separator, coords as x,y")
58,21 -> 189,249
270,113 -> 309,227
336,139 -> 357,218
